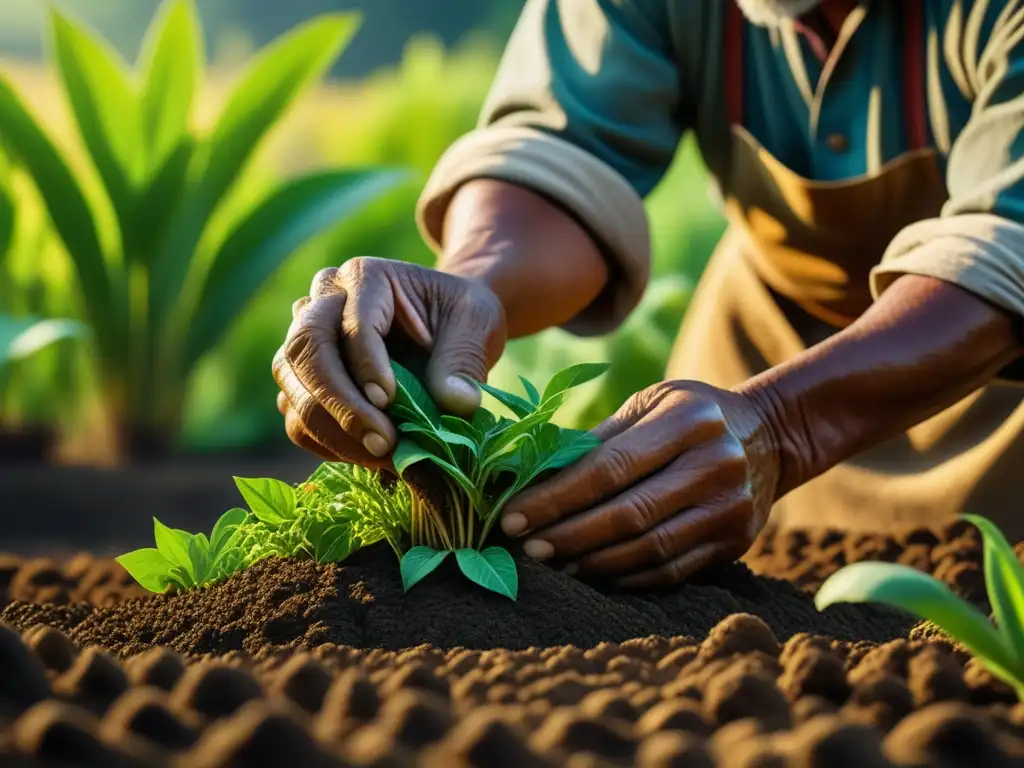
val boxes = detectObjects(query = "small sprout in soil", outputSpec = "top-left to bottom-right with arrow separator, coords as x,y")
816,513 -> 1024,701
117,463 -> 411,593
388,360 -> 608,600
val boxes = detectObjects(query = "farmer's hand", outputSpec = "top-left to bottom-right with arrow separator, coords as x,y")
499,381 -> 781,587
273,258 -> 506,467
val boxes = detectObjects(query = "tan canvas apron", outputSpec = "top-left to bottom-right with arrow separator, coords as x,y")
667,0 -> 1024,539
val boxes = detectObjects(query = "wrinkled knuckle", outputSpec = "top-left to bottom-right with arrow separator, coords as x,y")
600,445 -> 637,490
715,441 -> 750,485
310,267 -> 341,296
622,489 -> 660,535
647,525 -> 675,565
283,325 -> 317,369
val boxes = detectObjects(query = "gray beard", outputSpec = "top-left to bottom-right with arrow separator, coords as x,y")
735,0 -> 825,27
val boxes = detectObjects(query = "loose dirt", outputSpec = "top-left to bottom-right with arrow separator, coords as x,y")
0,520 -> 1018,767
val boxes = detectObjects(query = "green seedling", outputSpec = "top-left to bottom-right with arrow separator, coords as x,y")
115,508 -> 248,593
117,462 -> 410,593
815,514 -> 1024,700
389,360 -> 608,599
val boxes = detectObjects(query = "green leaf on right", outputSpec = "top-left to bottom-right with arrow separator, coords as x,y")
456,547 -> 518,600
400,546 -> 449,592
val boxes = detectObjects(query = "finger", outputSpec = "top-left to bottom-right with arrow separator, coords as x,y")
613,539 -> 746,589
424,287 -> 505,417
278,293 -> 396,457
337,260 -> 397,410
292,296 -> 311,321
277,390 -> 289,415
521,447 -> 737,563
283,407 -> 338,462
309,267 -> 340,299
571,504 -> 729,580
502,407 -> 724,537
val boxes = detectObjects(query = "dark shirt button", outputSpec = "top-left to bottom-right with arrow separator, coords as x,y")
826,133 -> 849,153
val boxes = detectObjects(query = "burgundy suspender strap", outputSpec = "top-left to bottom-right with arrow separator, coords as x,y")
902,0 -> 929,150
723,0 -> 930,150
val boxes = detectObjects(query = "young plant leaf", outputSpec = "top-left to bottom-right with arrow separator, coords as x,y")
440,415 -> 481,442
478,381 -> 535,419
964,514 -> 1024,664
535,425 -> 600,473
391,359 -> 441,425
392,439 -> 479,503
187,533 -> 211,584
816,561 -> 1021,687
540,362 -> 610,405
400,546 -> 449,592
115,548 -> 173,593
455,548 -> 518,600
471,408 -> 497,434
399,422 -> 478,454
210,507 -> 248,555
152,517 -> 193,572
234,476 -> 297,526
519,375 -> 541,405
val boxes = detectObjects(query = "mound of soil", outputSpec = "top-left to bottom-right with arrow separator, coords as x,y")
1,614 -> 1023,767
744,520 -> 992,607
1,543 -> 912,658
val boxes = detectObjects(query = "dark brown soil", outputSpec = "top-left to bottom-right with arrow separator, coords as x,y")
1,542 -> 911,658
0,520 -> 1019,767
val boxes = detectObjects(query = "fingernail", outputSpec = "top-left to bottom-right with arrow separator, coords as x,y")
501,512 -> 528,536
446,375 -> 479,402
364,383 -> 388,409
562,563 -> 579,576
523,539 -> 554,561
363,432 -> 389,457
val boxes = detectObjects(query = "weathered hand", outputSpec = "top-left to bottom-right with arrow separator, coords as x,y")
499,380 -> 781,587
274,258 -> 506,467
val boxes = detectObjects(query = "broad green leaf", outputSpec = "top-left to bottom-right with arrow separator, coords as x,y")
440,415 -> 481,442
471,408 -> 496,434
234,476 -> 297,526
541,362 -> 611,405
481,405 -> 560,461
0,76 -> 115,358
816,562 -> 1020,686
134,137 -> 195,259
455,548 -> 518,600
400,546 -> 449,592
49,8 -> 141,230
188,533 -> 211,583
965,514 -> 1024,666
186,168 -> 405,367
0,317 -> 86,370
399,422 -> 478,454
148,13 -> 359,338
138,0 -> 200,172
535,425 -> 600,473
210,507 -> 248,555
392,438 -> 479,504
478,381 -> 534,419
0,185 -> 13,259
152,517 -> 193,573
520,375 -> 541,405
391,359 -> 441,426
320,525 -> 354,564
115,548 -> 173,593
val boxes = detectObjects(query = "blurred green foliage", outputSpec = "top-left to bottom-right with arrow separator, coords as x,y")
0,15 -> 725,457
0,2 -> 404,455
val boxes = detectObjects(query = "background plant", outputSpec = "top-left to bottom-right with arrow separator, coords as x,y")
390,361 -> 608,599
816,514 -> 1024,701
0,0 -> 405,456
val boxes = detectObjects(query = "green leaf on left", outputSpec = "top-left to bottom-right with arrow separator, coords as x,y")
400,546 -> 449,592
456,547 -> 518,600
115,548 -> 173,593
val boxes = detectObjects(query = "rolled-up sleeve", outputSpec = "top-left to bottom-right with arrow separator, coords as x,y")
871,2 -> 1024,361
416,0 -> 684,334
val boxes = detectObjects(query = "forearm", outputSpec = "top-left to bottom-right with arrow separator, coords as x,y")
738,275 -> 1023,498
436,179 -> 609,339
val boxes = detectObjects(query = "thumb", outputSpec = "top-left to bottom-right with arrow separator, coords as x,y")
425,304 -> 505,417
